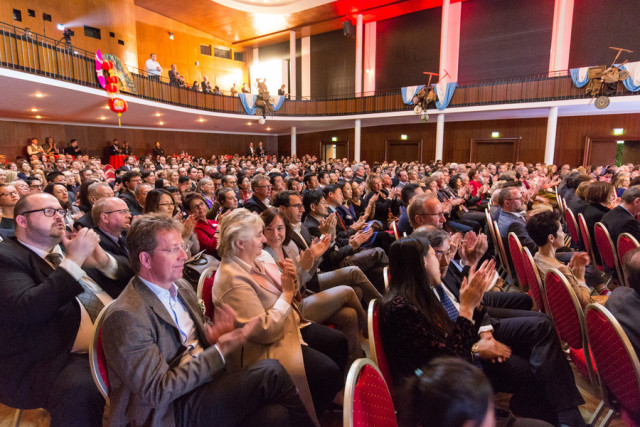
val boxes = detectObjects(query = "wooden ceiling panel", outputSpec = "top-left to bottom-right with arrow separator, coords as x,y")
133,0 -> 456,48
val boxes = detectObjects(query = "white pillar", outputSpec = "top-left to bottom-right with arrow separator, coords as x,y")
355,14 -> 363,97
545,107 -> 558,165
301,36 -> 311,99
289,31 -> 297,99
354,119 -> 361,162
549,0 -> 574,75
363,21 -> 376,95
291,126 -> 297,156
436,114 -> 445,161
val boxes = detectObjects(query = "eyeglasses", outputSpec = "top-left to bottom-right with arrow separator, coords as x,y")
21,208 -> 67,217
104,209 -> 130,215
257,185 -> 272,189
0,191 -> 19,197
157,243 -> 190,255
419,212 -> 445,217
191,202 -> 207,209
289,203 -> 304,210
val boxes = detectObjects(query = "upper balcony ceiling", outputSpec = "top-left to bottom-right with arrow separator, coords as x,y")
133,0 -> 457,46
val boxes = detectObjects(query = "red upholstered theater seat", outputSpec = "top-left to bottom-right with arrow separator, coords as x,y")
344,358 -> 397,427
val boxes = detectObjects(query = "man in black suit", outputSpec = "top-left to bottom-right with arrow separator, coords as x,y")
244,174 -> 271,214
119,171 -> 144,216
606,247 -> 640,356
601,185 -> 640,246
90,197 -> 134,291
0,193 -> 126,426
107,139 -> 122,157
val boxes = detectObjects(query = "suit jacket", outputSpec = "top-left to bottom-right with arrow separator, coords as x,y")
601,205 -> 640,249
108,145 -> 121,156
212,257 -> 319,425
565,191 -> 588,216
85,227 -> 134,295
119,190 -> 143,216
303,215 -> 354,271
73,212 -> 94,230
243,195 -> 268,214
102,277 -> 224,427
605,287 -> 640,356
0,237 -> 84,408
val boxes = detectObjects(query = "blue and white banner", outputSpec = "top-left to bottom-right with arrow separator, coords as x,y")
239,93 -> 286,114
401,85 -> 425,105
238,93 -> 257,115
620,61 -> 640,92
272,95 -> 285,112
570,67 -> 589,88
434,82 -> 457,110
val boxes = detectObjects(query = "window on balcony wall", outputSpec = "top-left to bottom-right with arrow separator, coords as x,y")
84,25 -> 101,40
214,46 -> 231,59
234,51 -> 244,62
201,45 -> 212,56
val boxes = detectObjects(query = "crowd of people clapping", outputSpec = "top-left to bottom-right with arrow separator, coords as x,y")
2,135 -> 640,426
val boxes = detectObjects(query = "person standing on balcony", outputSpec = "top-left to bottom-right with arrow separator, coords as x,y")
145,53 -> 162,81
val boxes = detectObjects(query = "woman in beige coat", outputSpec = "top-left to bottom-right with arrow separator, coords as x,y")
211,209 -> 347,425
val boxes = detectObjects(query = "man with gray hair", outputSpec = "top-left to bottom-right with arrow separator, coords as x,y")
101,214 -> 312,426
352,164 -> 366,184
74,182 -> 114,230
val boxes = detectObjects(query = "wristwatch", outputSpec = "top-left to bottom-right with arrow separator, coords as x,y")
471,343 -> 480,360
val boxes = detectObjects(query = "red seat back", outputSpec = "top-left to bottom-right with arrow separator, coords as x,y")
196,267 -> 218,320
508,232 -> 527,289
367,301 -> 394,390
522,247 -> 546,313
344,359 -> 397,427
564,208 -> 580,244
90,303 -> 113,401
618,233 -> 640,269
586,304 -> 640,419
577,213 -> 598,268
594,223 -> 616,270
545,269 -> 585,350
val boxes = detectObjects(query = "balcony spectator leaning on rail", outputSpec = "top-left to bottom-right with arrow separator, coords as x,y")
145,53 -> 162,80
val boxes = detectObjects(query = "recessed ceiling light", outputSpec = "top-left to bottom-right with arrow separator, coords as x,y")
104,105 -> 110,109
247,122 -> 252,126
155,113 -> 161,117
100,116 -> 106,120
31,108 -> 38,112
159,121 -> 164,125
35,93 -> 44,98
266,127 -> 271,131
35,115 -> 42,119
198,118 -> 205,122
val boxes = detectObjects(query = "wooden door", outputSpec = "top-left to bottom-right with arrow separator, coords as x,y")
385,140 -> 423,163
320,141 -> 349,161
470,138 -> 520,163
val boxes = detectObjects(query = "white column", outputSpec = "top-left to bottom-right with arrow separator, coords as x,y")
544,107 -> 558,165
291,126 -> 297,156
436,114 -> 445,161
549,0 -> 574,75
289,31 -> 297,99
354,119 -> 361,162
301,36 -> 311,99
363,21 -> 376,95
355,14 -> 363,97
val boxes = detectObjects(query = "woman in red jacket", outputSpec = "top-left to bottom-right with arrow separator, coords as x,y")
184,192 -> 219,257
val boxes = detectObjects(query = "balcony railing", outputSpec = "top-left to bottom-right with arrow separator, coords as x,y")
0,21 -> 633,118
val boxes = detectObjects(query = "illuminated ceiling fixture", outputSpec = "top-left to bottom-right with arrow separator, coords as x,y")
35,115 -> 42,119
266,127 -> 271,131
31,108 -> 38,112
247,122 -> 252,126
100,116 -> 106,120
198,118 -> 205,122
159,121 -> 164,125
155,113 -> 161,117
35,93 -> 44,98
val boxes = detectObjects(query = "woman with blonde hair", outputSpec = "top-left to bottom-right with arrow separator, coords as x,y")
212,209 -> 346,425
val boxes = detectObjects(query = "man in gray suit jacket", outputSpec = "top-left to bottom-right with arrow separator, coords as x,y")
101,214 -> 312,427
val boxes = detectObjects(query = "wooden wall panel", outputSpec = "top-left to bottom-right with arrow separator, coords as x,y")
0,120 -> 276,161
134,7 -> 247,92
310,30 -> 355,98
2,0 -> 138,65
280,113 -> 640,167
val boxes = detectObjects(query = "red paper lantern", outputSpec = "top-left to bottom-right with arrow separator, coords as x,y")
106,75 -> 118,84
109,97 -> 128,114
105,83 -> 118,93
101,61 -> 113,71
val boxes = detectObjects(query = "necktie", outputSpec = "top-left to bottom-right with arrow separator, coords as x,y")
45,252 -> 105,322
117,236 -> 129,257
435,284 -> 459,322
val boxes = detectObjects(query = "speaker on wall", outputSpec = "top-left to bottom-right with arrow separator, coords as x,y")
343,20 -> 355,38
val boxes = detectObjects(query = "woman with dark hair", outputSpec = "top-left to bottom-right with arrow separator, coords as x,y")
260,207 -> 366,364
141,170 -> 156,187
398,357 -> 494,427
583,181 -> 616,265
0,184 -> 19,230
44,182 -> 81,229
380,236 -> 489,385
238,176 -> 252,206
207,187 -> 238,221
145,188 -> 199,255
184,192 -> 219,257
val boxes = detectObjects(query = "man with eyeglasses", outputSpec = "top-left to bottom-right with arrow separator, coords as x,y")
244,174 -> 271,214
0,193 -> 130,426
100,214 -> 312,426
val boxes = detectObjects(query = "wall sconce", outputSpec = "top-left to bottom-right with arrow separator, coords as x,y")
168,32 -> 174,40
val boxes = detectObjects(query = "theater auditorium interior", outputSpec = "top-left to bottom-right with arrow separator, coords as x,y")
0,0 -> 639,426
